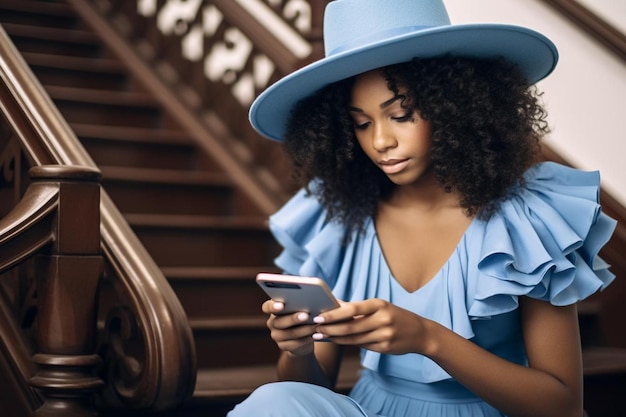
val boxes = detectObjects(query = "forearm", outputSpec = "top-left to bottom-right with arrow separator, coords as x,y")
425,320 -> 583,417
276,349 -> 335,388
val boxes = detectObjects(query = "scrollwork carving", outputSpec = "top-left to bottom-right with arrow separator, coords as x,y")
141,0 -> 315,106
0,120 -> 27,222
262,0 -> 312,34
267,0 -> 312,34
98,304 -> 147,407
0,120 -> 18,184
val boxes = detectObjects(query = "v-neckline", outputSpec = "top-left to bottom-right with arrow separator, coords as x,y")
370,216 -> 475,294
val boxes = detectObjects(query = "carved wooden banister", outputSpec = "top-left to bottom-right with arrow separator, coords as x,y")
0,19 -> 195,414
1,164 -> 104,417
73,0 -> 330,210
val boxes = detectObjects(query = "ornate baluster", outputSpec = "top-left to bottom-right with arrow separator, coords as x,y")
27,165 -> 104,417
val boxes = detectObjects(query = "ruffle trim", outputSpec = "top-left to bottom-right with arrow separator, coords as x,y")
270,183 -> 347,282
468,162 -> 616,318
270,162 -> 616,317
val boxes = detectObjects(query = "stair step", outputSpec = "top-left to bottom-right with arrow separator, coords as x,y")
71,123 -> 215,170
195,355 -> 362,400
162,266 -> 280,280
46,85 -> 157,106
101,166 -> 234,215
162,266 -> 279,318
3,22 -> 97,42
126,214 -> 270,229
45,85 -> 164,127
582,347 -> 626,417
23,52 -> 129,90
72,123 -> 191,144
100,166 -> 231,184
2,22 -> 102,57
0,0 -> 76,28
191,317 -> 280,368
126,214 -> 279,267
582,347 -> 626,376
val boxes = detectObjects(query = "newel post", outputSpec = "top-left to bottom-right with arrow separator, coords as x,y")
28,165 -> 104,417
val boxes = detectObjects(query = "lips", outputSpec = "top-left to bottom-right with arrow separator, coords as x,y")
378,158 -> 410,174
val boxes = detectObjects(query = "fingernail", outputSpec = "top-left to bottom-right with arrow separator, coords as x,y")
313,316 -> 325,324
273,302 -> 284,310
297,312 -> 309,322
312,333 -> 327,340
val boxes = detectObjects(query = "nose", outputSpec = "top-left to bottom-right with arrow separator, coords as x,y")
372,122 -> 397,152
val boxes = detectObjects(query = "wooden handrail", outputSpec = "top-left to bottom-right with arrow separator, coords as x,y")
541,0 -> 626,62
0,175 -> 57,270
0,21 -> 195,411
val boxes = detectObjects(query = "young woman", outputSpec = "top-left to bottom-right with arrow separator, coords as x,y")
228,1 -> 617,416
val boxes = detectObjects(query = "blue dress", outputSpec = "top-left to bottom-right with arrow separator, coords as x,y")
227,162 -> 617,417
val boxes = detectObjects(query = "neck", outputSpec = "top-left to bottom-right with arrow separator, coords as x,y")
387,172 -> 462,212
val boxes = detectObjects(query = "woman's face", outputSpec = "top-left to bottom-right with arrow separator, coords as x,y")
349,70 -> 433,187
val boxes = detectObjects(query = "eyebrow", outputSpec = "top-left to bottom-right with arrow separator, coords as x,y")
349,95 -> 402,113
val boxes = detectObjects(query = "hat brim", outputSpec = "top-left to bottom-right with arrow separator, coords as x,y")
249,24 -> 558,141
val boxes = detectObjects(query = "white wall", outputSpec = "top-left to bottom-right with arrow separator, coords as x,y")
444,0 -> 626,206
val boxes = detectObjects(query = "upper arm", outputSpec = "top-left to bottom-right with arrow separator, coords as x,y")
519,297 -> 583,406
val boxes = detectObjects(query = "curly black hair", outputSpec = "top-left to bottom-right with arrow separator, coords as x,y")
283,56 -> 550,234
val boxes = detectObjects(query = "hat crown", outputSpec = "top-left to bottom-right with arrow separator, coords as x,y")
250,0 -> 558,141
324,0 -> 451,56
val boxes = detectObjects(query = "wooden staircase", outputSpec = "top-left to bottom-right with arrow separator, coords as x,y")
0,1 -> 301,415
1,1 -> 625,416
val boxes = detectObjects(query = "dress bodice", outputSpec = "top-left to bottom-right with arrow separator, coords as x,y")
268,162 -> 616,383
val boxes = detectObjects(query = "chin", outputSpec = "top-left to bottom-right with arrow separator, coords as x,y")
386,175 -> 417,186
385,170 -> 431,187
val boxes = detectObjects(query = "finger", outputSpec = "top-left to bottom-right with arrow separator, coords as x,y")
314,300 -> 373,324
316,312 -> 389,343
322,328 -> 381,347
271,311 -> 311,330
313,329 -> 370,345
271,322 -> 317,342
262,300 -> 285,315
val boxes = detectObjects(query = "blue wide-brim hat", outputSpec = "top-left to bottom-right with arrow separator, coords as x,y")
250,0 -> 559,141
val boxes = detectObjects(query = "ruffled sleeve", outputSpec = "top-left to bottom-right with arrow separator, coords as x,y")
468,161 -> 617,318
268,183 -> 389,302
267,163 -> 617,384
268,184 -> 348,286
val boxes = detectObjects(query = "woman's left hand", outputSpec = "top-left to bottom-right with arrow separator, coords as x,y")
313,299 -> 432,355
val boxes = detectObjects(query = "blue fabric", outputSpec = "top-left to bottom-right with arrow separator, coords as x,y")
227,382 -> 375,416
228,162 -> 616,417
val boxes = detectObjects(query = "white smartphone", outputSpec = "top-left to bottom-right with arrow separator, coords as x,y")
256,273 -> 340,319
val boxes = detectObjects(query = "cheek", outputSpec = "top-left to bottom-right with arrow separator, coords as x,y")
410,125 -> 433,152
355,134 -> 376,159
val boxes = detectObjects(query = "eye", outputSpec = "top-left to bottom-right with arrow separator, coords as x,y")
391,112 -> 414,122
351,117 -> 371,130
354,121 -> 371,130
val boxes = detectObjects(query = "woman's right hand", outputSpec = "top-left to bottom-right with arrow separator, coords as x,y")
262,299 -> 317,356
